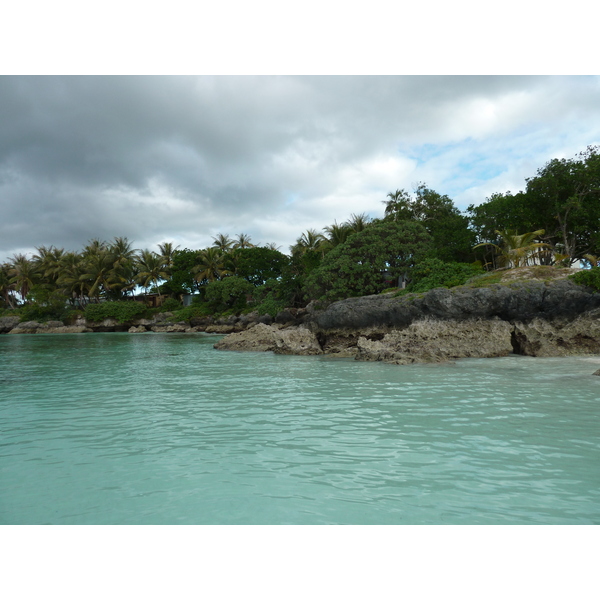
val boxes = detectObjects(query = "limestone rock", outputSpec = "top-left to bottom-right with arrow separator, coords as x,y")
150,323 -> 188,333
0,316 -> 22,333
128,325 -> 148,333
513,313 -> 600,356
214,323 -> 322,355
355,318 -> 513,364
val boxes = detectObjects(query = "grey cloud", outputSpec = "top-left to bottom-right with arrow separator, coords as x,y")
1,75 -> 599,260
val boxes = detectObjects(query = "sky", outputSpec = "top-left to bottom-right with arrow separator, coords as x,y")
1,75 -> 600,261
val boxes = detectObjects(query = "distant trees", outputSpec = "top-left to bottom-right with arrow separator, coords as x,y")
2,146 -> 598,317
469,145 -> 600,266
383,183 -> 475,263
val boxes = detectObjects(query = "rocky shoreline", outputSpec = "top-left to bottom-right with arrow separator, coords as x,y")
214,279 -> 600,364
3,277 -> 600,367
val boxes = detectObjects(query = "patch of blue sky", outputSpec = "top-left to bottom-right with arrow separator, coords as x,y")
285,192 -> 300,206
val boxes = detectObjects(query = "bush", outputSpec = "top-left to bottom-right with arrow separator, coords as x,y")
204,277 -> 254,313
570,267 -> 600,292
159,297 -> 182,312
254,293 -> 286,317
404,259 -> 484,293
84,301 -> 149,323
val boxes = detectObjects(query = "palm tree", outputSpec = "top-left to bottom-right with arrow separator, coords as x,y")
346,213 -> 371,233
158,242 -> 180,277
323,221 -> 352,248
234,233 -> 254,249
8,254 -> 38,303
0,263 -> 17,309
33,245 -> 66,288
193,247 -> 232,284
81,245 -> 116,302
290,229 -> 327,257
474,229 -> 551,269
212,234 -> 235,253
56,252 -> 91,307
108,237 -> 138,299
136,250 -> 169,299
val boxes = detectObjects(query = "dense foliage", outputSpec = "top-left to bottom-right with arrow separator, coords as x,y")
403,259 -> 484,293
2,146 -> 599,321
570,267 -> 600,292
84,301 -> 149,323
304,221 -> 433,302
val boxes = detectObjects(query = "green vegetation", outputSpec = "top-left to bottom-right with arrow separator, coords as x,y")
2,146 -> 598,323
570,267 -> 600,292
402,259 -> 484,293
84,301 -> 149,323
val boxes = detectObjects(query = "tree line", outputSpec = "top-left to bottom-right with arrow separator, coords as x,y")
1,146 -> 599,317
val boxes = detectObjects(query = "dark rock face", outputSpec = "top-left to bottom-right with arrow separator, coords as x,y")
311,280 -> 600,332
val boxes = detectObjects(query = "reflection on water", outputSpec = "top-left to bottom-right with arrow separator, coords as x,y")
1,333 -> 599,524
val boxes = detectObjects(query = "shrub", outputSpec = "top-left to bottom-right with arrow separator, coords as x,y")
570,267 -> 600,292
204,277 -> 254,313
159,297 -> 182,312
84,301 -> 149,323
405,259 -> 484,293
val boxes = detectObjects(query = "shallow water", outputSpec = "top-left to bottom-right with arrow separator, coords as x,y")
1,332 -> 599,524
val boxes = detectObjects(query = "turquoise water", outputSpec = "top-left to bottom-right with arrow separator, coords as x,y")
1,332 -> 599,524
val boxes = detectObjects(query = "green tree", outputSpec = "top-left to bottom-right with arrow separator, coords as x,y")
384,184 -> 475,262
193,247 -> 231,285
8,254 -> 38,303
136,250 -> 169,298
0,263 -> 17,309
304,220 -> 433,302
204,276 -> 254,313
474,229 -> 551,269
233,246 -> 290,286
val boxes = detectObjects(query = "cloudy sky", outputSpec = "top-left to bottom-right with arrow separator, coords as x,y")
1,75 -> 599,261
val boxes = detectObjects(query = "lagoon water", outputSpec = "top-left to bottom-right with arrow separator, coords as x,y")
1,332 -> 599,525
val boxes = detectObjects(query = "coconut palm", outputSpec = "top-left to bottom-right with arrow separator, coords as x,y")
233,233 -> 254,249
81,245 -> 116,302
474,229 -> 551,269
33,245 -> 66,288
290,229 -> 327,257
108,237 -> 138,298
212,234 -> 235,253
8,254 -> 38,302
158,242 -> 180,276
0,263 -> 17,309
56,252 -> 91,307
346,213 -> 371,233
193,247 -> 232,284
323,221 -> 352,248
136,250 -> 169,298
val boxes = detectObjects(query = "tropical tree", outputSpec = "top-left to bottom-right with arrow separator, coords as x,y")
158,242 -> 180,277
212,234 -> 235,253
233,233 -> 254,249
290,229 -> 327,257
474,229 -> 551,269
323,221 -> 352,249
384,184 -> 475,262
304,220 -> 433,302
136,250 -> 169,298
56,251 -> 91,307
193,247 -> 231,285
108,237 -> 138,299
346,213 -> 371,233
8,254 -> 38,303
81,244 -> 116,302
0,263 -> 17,308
